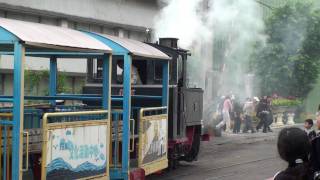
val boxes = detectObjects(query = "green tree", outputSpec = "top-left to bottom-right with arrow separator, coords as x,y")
251,2 -> 320,98
24,69 -> 72,95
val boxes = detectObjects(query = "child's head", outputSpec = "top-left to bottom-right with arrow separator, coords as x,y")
277,127 -> 311,166
304,119 -> 313,129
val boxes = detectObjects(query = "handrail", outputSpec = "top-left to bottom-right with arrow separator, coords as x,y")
43,110 -> 108,119
0,95 -> 162,101
0,113 -> 13,118
139,106 -> 167,115
0,98 -> 13,102
22,131 -> 29,172
130,119 -> 135,152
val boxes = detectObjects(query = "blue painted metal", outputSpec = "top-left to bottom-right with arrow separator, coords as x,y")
162,61 -> 169,107
24,95 -> 101,101
3,126 -> 7,180
0,95 -> 161,101
113,95 -> 162,100
84,32 -> 131,180
102,54 -> 110,109
112,97 -> 124,102
56,94 -> 100,97
0,95 -> 125,101
84,32 -> 129,55
0,27 -> 19,42
122,54 -> 131,179
49,56 -> 57,106
0,98 -> 13,102
12,41 -> 24,180
110,168 -> 123,179
0,121 -> 14,125
0,40 -> 14,44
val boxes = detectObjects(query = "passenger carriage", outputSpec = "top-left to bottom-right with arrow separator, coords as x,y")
0,18 -> 113,180
0,17 -> 203,180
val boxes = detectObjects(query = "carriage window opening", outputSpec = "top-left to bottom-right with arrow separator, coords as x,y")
116,60 -> 142,85
154,61 -> 172,81
0,74 -> 4,95
92,58 -> 103,79
116,60 -> 124,84
177,55 -> 183,80
154,61 -> 163,80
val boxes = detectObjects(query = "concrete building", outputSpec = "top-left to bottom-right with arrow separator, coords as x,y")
0,0 -> 161,96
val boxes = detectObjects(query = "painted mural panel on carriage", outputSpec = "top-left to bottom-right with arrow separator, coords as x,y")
45,125 -> 108,179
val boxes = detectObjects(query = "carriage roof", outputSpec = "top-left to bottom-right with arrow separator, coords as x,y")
0,17 -> 112,53
86,32 -> 171,60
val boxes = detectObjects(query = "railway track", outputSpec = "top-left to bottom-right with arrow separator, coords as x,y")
148,136 -> 283,180
157,156 -> 278,180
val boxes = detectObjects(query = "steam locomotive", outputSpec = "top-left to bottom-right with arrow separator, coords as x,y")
83,38 -> 205,169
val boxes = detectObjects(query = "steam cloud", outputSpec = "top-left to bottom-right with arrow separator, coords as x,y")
154,0 -> 266,101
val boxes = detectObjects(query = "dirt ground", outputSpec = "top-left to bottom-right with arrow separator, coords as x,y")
148,128 -> 289,180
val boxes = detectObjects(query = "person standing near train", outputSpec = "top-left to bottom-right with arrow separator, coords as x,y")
256,96 -> 272,133
232,97 -> 242,134
216,95 -> 233,133
242,98 -> 256,133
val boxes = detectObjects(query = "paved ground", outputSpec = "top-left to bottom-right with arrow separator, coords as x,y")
147,126 -> 299,180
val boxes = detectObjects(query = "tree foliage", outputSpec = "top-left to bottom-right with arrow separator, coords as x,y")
251,2 -> 320,98
24,69 -> 71,95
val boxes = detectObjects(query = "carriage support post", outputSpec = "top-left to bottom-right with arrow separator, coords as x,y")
12,41 -> 25,180
162,61 -> 169,107
49,56 -> 57,106
102,54 -> 111,110
122,54 -> 132,179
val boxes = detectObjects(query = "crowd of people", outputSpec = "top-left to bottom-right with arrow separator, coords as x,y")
272,116 -> 320,180
215,95 -> 273,134
214,95 -> 320,179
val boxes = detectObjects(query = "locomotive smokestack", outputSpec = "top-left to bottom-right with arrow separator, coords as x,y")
159,38 -> 178,48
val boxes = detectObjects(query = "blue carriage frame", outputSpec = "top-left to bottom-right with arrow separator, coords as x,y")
0,17 -> 170,180
0,18 -> 112,180
86,32 -> 171,180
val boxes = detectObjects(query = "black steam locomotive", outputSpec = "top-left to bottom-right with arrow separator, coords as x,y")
83,38 -> 204,168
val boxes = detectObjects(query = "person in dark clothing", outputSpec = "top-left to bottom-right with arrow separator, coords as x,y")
311,136 -> 320,177
266,96 -> 274,132
232,99 -> 242,134
274,127 -> 313,180
311,118 -> 320,177
304,119 -> 317,140
256,98 -> 271,133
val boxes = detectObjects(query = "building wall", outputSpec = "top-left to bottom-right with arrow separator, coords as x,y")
0,0 -> 159,30
0,1 -> 160,96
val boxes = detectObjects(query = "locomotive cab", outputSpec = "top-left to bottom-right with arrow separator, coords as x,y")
148,38 -> 204,165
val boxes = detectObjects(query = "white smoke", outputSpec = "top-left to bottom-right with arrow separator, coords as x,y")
207,0 -> 266,99
154,0 -> 266,101
154,0 -> 211,48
